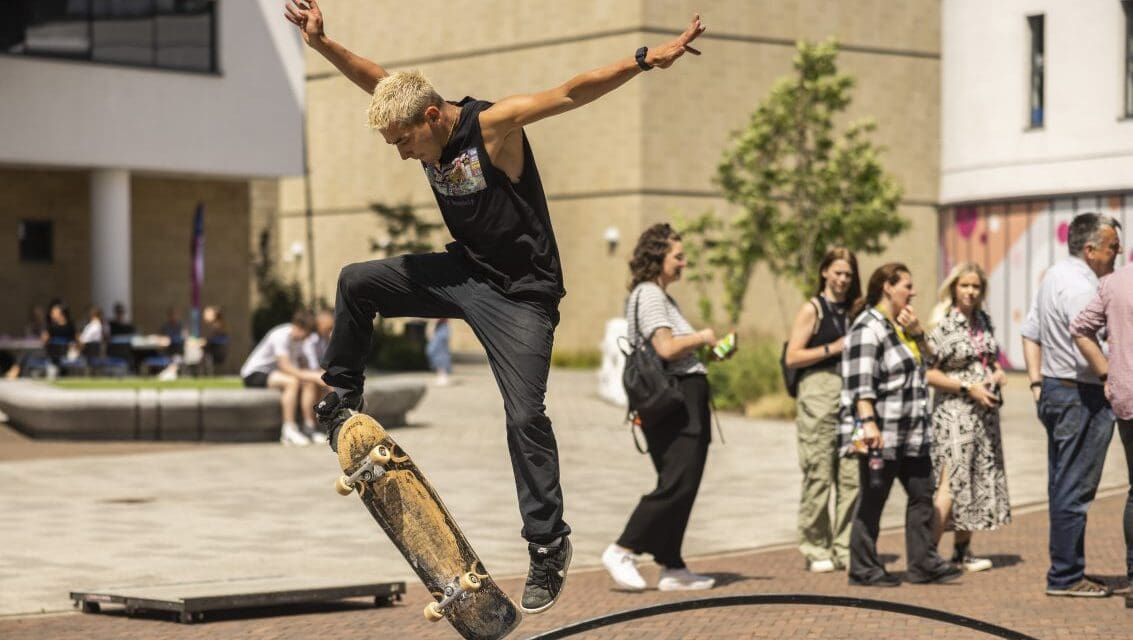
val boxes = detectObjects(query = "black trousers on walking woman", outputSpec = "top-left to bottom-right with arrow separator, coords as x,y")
616,374 -> 711,569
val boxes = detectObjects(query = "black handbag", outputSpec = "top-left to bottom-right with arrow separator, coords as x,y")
621,290 -> 685,423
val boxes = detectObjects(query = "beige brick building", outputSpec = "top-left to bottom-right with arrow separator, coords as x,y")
280,0 -> 940,354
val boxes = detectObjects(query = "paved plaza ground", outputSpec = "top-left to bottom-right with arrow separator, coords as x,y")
0,364 -> 1130,638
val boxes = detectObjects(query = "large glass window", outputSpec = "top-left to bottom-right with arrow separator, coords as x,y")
0,0 -> 216,73
1028,14 -> 1045,128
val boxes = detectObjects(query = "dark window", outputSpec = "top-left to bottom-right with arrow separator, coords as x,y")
1028,14 -> 1045,128
1125,2 -> 1133,117
1,0 -> 216,73
18,220 -> 53,264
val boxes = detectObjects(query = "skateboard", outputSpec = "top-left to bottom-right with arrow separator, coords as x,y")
334,413 -> 521,640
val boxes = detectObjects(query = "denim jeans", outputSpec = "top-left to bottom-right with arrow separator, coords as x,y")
1119,418 -> 1133,582
1038,378 -> 1115,589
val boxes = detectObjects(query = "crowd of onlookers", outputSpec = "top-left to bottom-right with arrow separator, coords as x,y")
600,214 -> 1132,600
1,301 -> 229,380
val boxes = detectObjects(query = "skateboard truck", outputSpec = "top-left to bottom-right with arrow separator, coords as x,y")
335,445 -> 392,495
424,572 -> 483,622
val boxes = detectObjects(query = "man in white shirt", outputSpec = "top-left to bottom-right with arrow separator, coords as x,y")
240,310 -> 323,445
1022,212 -> 1122,597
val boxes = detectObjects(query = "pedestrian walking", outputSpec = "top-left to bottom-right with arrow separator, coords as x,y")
601,223 -> 721,592
784,247 -> 861,573
1022,212 -> 1122,597
1072,257 -> 1132,602
840,263 -> 962,587
926,262 -> 1011,573
284,0 -> 707,614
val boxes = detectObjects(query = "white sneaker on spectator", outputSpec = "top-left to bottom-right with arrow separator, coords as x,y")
280,423 -> 311,446
807,558 -> 837,573
305,427 -> 328,445
601,544 -> 646,591
657,567 -> 714,591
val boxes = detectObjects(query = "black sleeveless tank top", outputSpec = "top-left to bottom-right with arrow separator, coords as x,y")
423,97 -> 566,304
801,295 -> 849,373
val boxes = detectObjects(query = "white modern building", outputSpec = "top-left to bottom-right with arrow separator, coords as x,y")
0,0 -> 304,363
940,0 -> 1133,368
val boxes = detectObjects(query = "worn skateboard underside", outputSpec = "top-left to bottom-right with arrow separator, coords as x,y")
337,413 -> 520,640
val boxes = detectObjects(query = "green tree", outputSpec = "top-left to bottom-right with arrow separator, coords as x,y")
683,39 -> 906,324
369,202 -> 443,257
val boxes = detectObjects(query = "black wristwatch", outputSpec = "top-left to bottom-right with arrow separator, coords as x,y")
1100,373 -> 1108,383
859,415 -> 877,425
635,46 -> 653,71
959,382 -> 971,396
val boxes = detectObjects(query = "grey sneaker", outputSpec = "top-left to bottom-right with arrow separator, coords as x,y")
521,537 -> 572,614
1046,578 -> 1112,597
315,390 -> 363,452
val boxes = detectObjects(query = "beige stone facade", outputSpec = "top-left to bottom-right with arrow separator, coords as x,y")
0,168 -> 261,371
279,0 -> 940,352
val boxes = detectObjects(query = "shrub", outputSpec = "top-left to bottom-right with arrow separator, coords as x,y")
706,337 -> 785,411
551,349 -> 602,369
368,322 -> 429,371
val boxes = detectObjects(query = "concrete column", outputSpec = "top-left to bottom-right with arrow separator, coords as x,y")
90,170 -> 132,316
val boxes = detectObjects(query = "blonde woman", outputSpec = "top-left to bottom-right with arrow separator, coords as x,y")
926,263 -> 1011,573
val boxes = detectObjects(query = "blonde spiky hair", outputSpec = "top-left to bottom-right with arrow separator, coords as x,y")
366,70 -> 444,131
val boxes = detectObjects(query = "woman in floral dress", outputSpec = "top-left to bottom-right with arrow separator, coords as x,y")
927,262 -> 1011,572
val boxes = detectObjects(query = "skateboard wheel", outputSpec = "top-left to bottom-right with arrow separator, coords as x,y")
459,572 -> 482,592
368,445 -> 391,465
424,601 -> 445,622
335,476 -> 355,496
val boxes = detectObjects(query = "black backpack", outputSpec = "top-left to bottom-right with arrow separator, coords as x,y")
780,297 -> 822,399
621,291 -> 684,423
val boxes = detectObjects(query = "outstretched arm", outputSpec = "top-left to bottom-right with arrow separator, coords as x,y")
480,14 -> 705,135
284,0 -> 388,94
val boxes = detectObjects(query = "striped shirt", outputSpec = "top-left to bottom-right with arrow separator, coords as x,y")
626,283 -> 706,376
838,308 -> 931,460
1071,263 -> 1133,419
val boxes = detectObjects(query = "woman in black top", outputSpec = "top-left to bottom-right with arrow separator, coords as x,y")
43,301 -> 76,366
784,248 -> 861,573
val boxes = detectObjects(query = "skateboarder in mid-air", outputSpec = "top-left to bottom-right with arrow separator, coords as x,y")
284,0 -> 706,614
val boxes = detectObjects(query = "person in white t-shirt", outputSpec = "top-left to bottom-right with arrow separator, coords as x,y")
299,309 -> 335,442
240,310 -> 322,445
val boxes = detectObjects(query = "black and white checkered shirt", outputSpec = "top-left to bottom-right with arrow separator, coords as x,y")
838,308 -> 931,460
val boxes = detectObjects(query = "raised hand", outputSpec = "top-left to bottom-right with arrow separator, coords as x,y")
283,0 -> 325,46
647,14 -> 706,69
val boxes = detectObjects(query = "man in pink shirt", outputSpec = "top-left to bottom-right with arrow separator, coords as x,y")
1072,260 -> 1133,603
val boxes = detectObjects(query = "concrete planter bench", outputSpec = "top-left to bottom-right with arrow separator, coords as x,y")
0,380 -> 426,442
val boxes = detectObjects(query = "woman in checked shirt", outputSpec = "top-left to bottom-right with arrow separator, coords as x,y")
840,263 -> 962,587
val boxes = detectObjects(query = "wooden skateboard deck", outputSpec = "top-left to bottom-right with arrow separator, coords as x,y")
334,413 -> 521,640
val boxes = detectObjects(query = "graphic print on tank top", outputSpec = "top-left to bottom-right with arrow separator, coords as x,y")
424,147 -> 487,197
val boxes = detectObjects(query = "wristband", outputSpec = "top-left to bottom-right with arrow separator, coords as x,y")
635,46 -> 653,71
1029,381 -> 1042,390
907,331 -> 924,340
1100,373 -> 1108,383
823,343 -> 830,355
859,415 -> 877,425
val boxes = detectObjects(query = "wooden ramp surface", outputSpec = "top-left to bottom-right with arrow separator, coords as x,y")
70,575 -> 405,623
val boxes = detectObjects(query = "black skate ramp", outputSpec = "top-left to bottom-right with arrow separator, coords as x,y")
70,575 -> 405,624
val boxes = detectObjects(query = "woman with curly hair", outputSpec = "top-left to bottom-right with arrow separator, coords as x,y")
601,222 -> 722,592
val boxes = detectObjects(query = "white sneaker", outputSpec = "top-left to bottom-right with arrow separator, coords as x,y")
962,556 -> 993,572
279,423 -> 311,446
303,425 -> 328,444
601,544 -> 646,591
807,558 -> 837,573
657,567 -> 714,591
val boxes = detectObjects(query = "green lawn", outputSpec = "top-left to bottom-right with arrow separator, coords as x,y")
51,377 -> 244,390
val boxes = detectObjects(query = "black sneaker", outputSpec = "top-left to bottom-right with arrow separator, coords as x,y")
848,571 -> 901,587
907,562 -> 963,584
521,536 -> 572,614
315,390 -> 363,452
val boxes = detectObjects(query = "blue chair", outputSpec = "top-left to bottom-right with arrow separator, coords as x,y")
100,335 -> 135,376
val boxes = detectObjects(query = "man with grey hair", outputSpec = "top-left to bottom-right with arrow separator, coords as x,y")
284,0 -> 706,613
1022,211 -> 1122,597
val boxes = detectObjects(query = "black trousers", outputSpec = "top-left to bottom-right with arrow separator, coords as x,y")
617,375 -> 711,569
848,455 -> 943,581
321,252 -> 570,544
